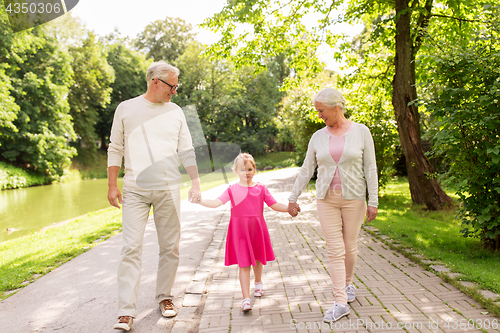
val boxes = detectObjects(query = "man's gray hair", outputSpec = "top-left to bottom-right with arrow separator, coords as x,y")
313,88 -> 346,112
146,61 -> 180,86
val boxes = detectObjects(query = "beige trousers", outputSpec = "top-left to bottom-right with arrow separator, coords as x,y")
316,189 -> 366,305
117,188 -> 181,317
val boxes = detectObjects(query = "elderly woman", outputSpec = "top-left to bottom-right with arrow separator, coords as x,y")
288,88 -> 378,323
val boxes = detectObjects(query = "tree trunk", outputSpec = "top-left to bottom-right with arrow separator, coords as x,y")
100,133 -> 107,151
392,0 -> 452,210
406,158 -> 425,204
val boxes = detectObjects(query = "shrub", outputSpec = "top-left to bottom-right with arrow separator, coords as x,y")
421,15 -> 500,251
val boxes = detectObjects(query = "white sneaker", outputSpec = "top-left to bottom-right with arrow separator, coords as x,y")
323,302 -> 350,322
113,316 -> 133,331
159,299 -> 177,317
346,283 -> 356,303
254,282 -> 264,297
241,298 -> 252,312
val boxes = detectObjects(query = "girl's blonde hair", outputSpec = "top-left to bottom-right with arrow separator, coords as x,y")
232,153 -> 256,171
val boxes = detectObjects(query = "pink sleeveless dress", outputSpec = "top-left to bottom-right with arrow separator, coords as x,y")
218,183 -> 277,267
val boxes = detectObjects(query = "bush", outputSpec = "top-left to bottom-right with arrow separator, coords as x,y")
421,14 -> 500,251
0,162 -> 48,190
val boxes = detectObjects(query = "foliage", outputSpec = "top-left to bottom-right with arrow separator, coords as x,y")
67,32 -> 115,151
279,75 -> 325,166
420,5 -> 500,250
0,161 -> 47,190
202,0 -> 328,90
135,17 -> 196,62
174,42 -> 284,156
0,24 -> 77,179
339,45 -> 398,189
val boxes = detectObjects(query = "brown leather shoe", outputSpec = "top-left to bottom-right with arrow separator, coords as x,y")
113,316 -> 133,331
159,298 -> 177,317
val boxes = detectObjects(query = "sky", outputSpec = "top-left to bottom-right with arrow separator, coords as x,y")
71,0 -> 227,45
70,0 -> 362,72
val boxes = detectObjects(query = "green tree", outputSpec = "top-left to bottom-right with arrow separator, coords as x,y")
0,24 -> 76,179
67,32 -> 115,151
420,4 -> 500,250
202,0 -> 495,210
97,34 -> 150,150
135,17 -> 196,62
174,42 -> 283,155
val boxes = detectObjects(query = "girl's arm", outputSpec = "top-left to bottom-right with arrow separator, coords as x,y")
270,202 -> 288,213
198,198 -> 224,208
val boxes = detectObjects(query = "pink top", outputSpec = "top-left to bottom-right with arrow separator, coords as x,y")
326,123 -> 353,189
218,183 -> 277,209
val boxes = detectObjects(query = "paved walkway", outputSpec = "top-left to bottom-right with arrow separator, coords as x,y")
179,169 -> 500,333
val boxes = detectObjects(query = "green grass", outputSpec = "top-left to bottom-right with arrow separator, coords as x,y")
254,151 -> 297,170
0,208 -> 123,300
372,178 -> 500,294
71,148 -> 116,180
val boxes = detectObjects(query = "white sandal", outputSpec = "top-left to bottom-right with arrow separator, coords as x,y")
241,298 -> 252,312
254,282 -> 264,297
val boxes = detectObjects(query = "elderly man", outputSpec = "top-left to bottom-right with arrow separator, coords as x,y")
107,61 -> 201,331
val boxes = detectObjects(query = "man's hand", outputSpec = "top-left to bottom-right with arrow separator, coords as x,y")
108,184 -> 122,208
188,185 -> 202,203
287,202 -> 301,217
366,206 -> 378,223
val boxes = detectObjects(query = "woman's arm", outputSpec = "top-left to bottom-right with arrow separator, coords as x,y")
198,198 -> 224,208
363,126 -> 378,209
289,135 -> 318,203
270,202 -> 288,213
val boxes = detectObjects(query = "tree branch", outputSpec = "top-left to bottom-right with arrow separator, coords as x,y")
369,61 -> 393,81
430,14 -> 482,23
413,0 -> 433,55
319,1 -> 336,30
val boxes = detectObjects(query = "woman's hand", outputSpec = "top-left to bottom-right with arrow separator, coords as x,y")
288,202 -> 301,217
366,206 -> 378,223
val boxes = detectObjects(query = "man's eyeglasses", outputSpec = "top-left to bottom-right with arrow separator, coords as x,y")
155,78 -> 179,92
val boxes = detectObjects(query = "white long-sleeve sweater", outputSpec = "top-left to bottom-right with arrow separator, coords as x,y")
289,122 -> 378,207
107,95 -> 196,191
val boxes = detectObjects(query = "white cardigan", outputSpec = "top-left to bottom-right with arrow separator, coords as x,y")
289,122 -> 378,207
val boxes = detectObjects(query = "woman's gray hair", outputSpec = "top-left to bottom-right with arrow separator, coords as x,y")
312,88 -> 346,112
146,61 -> 180,86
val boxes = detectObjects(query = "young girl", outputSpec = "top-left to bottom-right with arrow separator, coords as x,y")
195,153 -> 288,311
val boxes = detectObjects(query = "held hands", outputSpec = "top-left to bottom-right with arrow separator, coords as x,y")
188,185 -> 202,204
287,202 -> 301,217
366,206 -> 378,223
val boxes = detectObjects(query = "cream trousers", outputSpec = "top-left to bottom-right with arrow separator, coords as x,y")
316,189 -> 366,305
117,188 -> 181,317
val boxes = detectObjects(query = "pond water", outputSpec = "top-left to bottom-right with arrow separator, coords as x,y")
0,178 -> 123,243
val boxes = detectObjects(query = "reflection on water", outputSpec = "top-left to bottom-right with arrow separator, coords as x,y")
0,178 -> 123,243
